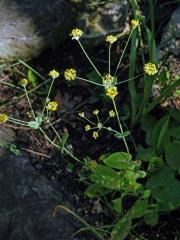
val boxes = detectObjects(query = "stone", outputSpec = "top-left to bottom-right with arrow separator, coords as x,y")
159,6 -> 180,56
74,0 -> 129,46
0,0 -> 73,62
0,153 -> 81,240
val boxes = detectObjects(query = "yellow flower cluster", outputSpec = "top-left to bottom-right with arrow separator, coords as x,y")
105,35 -> 117,44
64,69 -> 76,81
144,63 -> 157,75
93,109 -> 99,115
70,28 -> 83,40
106,86 -> 118,99
49,70 -> 59,78
19,78 -> 28,87
0,113 -> 8,123
90,160 -> 97,169
79,112 -> 85,117
85,125 -> 91,131
92,131 -> 99,139
97,122 -> 103,129
131,19 -> 139,29
46,101 -> 58,111
109,110 -> 115,117
102,74 -> 114,87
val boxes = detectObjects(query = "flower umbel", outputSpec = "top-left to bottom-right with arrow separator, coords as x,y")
79,112 -> 85,117
64,69 -> 76,81
85,125 -> 91,131
92,131 -> 99,139
70,28 -> 83,40
97,122 -> 103,129
131,19 -> 139,29
0,113 -> 8,123
109,110 -> 115,117
19,78 -> 28,87
49,70 -> 59,78
144,63 -> 157,75
46,101 -> 58,111
105,35 -> 117,44
102,74 -> 115,87
93,109 -> 99,115
106,86 -> 118,99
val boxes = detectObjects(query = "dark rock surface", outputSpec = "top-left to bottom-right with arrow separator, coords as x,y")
0,0 -> 73,62
159,6 -> 180,56
0,153 -> 81,240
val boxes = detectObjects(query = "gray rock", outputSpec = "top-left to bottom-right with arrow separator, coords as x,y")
75,0 -> 129,46
0,153 -> 81,240
0,0 -> 73,62
159,6 -> 180,56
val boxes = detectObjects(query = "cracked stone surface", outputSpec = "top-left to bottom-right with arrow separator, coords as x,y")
0,153 -> 81,240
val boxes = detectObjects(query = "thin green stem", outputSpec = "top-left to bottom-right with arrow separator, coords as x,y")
42,77 -> 55,114
114,30 -> 133,76
108,44 -> 112,74
76,77 -> 104,87
8,117 -> 28,124
8,119 -> 28,126
77,40 -> 102,78
112,99 -> 129,153
24,86 -> 36,120
39,127 -> 81,163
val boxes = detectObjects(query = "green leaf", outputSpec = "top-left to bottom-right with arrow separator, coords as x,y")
103,152 -> 132,169
165,141 -> 180,169
148,156 -> 164,172
130,198 -> 148,218
59,133 -> 69,153
158,67 -> 170,84
114,131 -> 130,139
28,69 -> 38,87
91,164 -> 121,189
144,205 -> 158,226
85,184 -> 112,198
112,197 -> 123,214
28,121 -> 40,129
141,114 -> 157,132
147,115 -> 170,152
112,215 -> 132,240
146,166 -> 175,189
156,180 -> 180,211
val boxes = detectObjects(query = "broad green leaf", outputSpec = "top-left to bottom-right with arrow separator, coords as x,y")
112,214 -> 132,240
156,180 -> 180,211
144,205 -> 158,226
103,152 -> 132,169
165,141 -> 180,169
91,164 -> 121,189
59,133 -> 69,153
114,131 -> 130,139
146,166 -> 175,189
112,197 -> 123,214
148,156 -> 163,172
147,115 -> 170,152
141,114 -> 157,132
169,127 -> 180,140
158,67 -> 170,84
28,121 -> 39,129
28,69 -> 38,87
85,183 -> 112,198
130,198 -> 148,218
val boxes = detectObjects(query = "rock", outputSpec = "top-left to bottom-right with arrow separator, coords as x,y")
0,153 -> 81,240
159,6 -> 180,56
74,0 -> 129,46
0,0 -> 73,62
